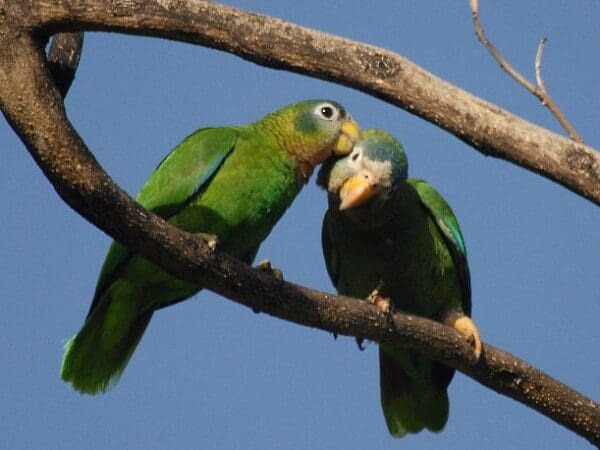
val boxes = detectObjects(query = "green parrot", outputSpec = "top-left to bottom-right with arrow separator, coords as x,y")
61,99 -> 361,394
318,129 -> 480,437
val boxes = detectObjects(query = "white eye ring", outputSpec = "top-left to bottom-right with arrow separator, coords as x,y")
314,102 -> 339,121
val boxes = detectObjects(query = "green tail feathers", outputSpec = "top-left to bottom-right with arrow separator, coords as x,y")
60,294 -> 153,395
379,346 -> 451,438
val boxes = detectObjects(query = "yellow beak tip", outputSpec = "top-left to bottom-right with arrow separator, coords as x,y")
334,120 -> 361,155
334,135 -> 353,155
338,200 -> 352,211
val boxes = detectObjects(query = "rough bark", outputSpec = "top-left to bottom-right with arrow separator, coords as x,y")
47,32 -> 84,97
18,0 -> 600,204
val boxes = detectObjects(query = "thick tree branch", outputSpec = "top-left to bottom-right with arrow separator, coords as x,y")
1,30 -> 599,446
47,32 -> 84,97
10,0 -> 600,205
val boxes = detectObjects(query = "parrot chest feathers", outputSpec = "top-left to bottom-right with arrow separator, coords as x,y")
329,194 -> 461,317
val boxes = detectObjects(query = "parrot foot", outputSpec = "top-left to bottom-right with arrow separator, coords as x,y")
366,281 -> 391,315
442,310 -> 482,362
255,259 -> 284,280
196,232 -> 219,251
365,281 -> 395,337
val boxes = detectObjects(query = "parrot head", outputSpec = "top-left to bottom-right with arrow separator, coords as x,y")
257,99 -> 361,179
318,129 -> 408,212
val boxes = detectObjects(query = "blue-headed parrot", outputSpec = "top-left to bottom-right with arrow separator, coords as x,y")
319,129 -> 480,437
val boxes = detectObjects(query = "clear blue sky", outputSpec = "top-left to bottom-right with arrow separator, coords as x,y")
2,1 -> 598,449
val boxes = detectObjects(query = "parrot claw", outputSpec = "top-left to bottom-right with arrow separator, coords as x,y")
355,337 -> 366,351
442,310 -> 482,363
365,282 -> 395,335
196,232 -> 219,251
366,281 -> 391,315
255,259 -> 284,280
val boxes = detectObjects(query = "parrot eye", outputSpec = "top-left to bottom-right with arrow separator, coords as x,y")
321,106 -> 334,118
314,102 -> 340,121
349,147 -> 362,164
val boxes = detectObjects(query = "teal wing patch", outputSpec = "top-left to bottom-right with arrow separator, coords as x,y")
88,127 -> 238,316
410,179 -> 471,315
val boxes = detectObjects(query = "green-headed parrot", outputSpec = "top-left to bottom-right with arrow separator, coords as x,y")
61,100 -> 361,394
318,129 -> 481,437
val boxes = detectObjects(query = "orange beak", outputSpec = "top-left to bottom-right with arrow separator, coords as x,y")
339,173 -> 377,210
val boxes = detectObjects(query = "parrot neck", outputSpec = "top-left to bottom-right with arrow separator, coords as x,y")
343,204 -> 392,229
294,160 -> 315,183
331,192 -> 391,229
253,120 -> 320,186
335,182 -> 412,230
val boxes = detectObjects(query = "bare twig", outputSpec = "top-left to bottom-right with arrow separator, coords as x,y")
535,37 -> 548,92
470,0 -> 584,142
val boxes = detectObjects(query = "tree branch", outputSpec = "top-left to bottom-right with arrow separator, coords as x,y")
13,0 -> 600,205
1,25 -> 599,447
470,0 -> 584,143
47,32 -> 84,97
535,37 -> 548,92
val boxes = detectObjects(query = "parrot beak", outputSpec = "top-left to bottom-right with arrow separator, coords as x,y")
334,119 -> 361,155
339,172 -> 377,210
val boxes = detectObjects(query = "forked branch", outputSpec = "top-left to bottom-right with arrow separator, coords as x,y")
47,32 -> 84,97
470,0 -> 584,142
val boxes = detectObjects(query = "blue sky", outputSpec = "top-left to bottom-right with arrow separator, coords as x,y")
2,1 -> 598,449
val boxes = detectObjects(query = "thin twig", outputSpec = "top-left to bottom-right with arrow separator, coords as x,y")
470,0 -> 583,142
535,37 -> 548,92
470,0 -> 536,92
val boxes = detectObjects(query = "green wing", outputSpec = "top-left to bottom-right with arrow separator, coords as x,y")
136,127 -> 239,216
409,179 -> 471,315
90,127 -> 239,313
